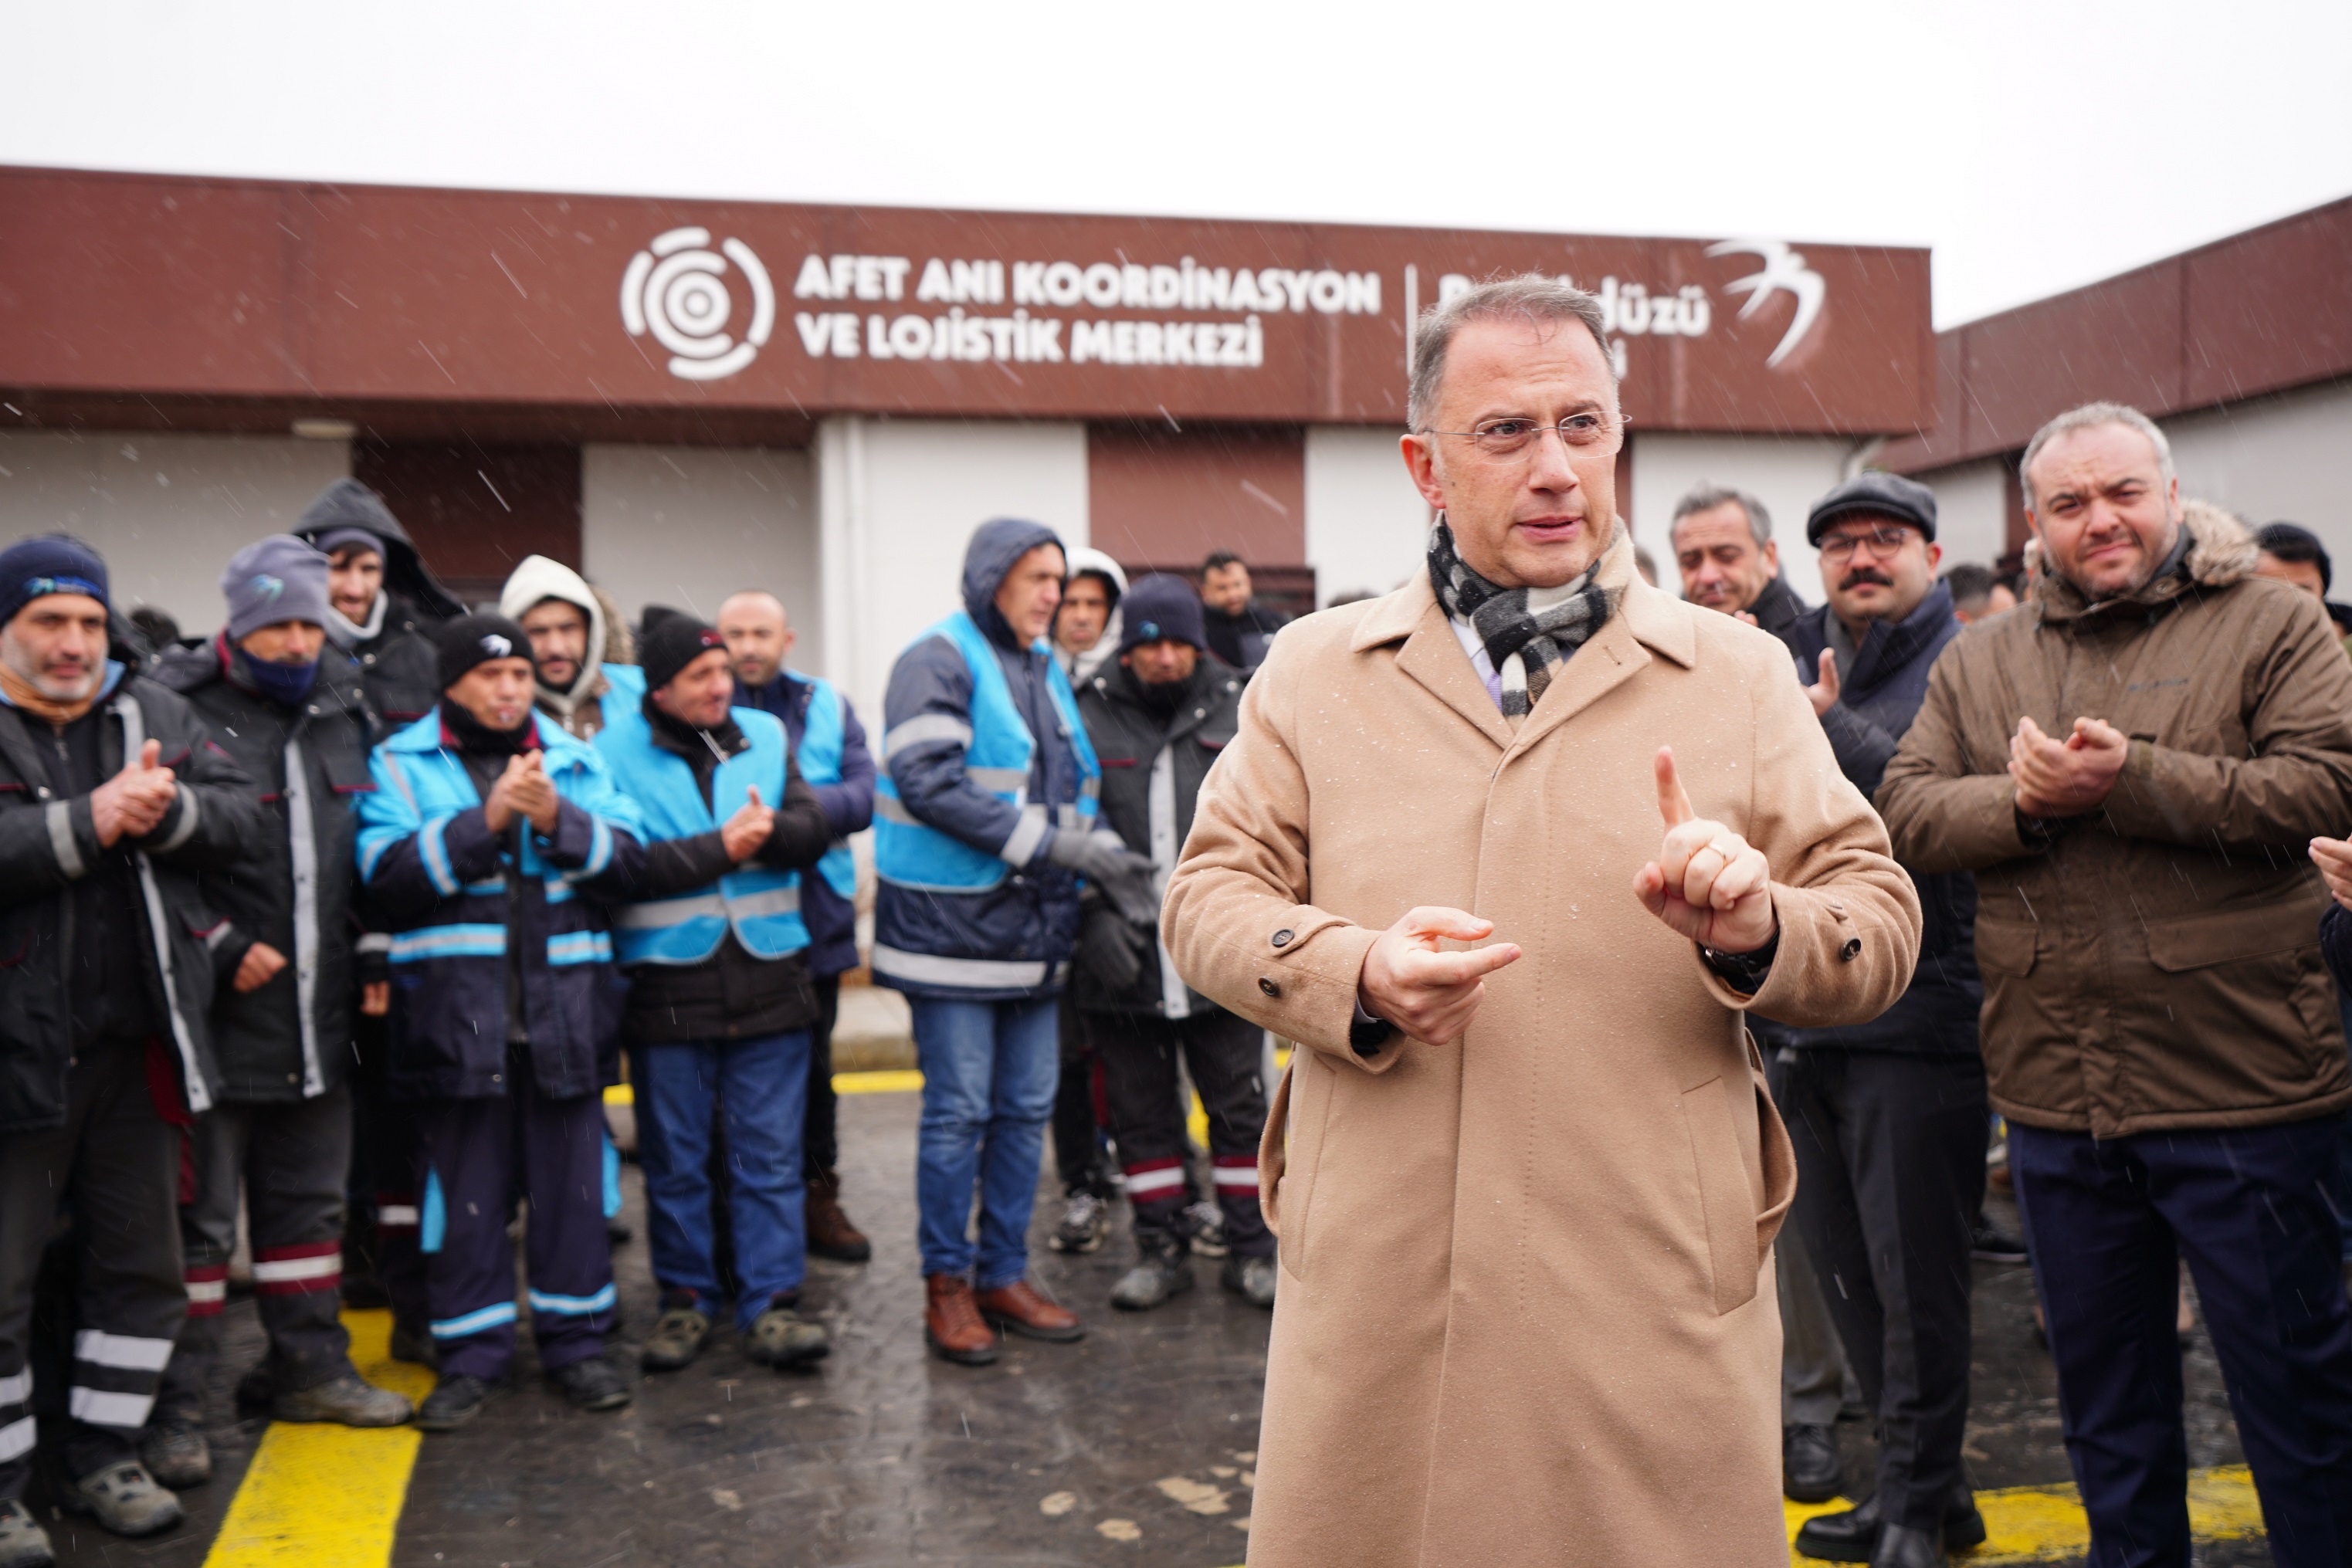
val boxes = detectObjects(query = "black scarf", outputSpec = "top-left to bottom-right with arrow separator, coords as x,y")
1426,519 -> 1622,721
442,701 -> 536,755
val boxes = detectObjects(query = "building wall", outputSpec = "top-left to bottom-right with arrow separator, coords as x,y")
1303,427 -> 1431,606
0,429 -> 350,633
818,416 -> 1089,726
581,445 -> 819,662
1917,457 -> 2011,574
358,441 -> 582,605
1087,425 -> 1304,577
2161,377 -> 2352,564
1628,433 -> 1858,605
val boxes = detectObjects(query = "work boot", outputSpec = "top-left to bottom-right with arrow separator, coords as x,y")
547,1354 -> 632,1413
975,1278 -> 1086,1343
60,1461 -> 181,1538
0,1499 -> 55,1568
1183,1199 -> 1229,1258
639,1298 -> 712,1372
414,1373 -> 493,1431
275,1372 -> 413,1427
139,1416 -> 212,1488
805,1170 -> 873,1262
388,1319 -> 439,1369
1110,1231 -> 1195,1311
1783,1421 -> 1845,1502
1222,1254 -> 1278,1309
1049,1190 -> 1112,1254
1871,1523 -> 1947,1568
1796,1489 -> 1983,1563
744,1300 -> 830,1369
924,1274 -> 998,1366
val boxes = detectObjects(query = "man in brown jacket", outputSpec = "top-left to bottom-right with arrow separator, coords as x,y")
1879,401 -> 2352,1568
1164,276 -> 1922,1568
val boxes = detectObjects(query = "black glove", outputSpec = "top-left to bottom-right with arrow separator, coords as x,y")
1077,904 -> 1149,993
1046,829 -> 1161,926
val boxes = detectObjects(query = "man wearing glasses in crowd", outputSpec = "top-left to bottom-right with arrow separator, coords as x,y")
1774,474 -> 1991,1566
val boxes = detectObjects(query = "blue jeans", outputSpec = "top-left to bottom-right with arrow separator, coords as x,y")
2013,1118 -> 2352,1568
911,997 -> 1060,1288
635,1031 -> 811,1331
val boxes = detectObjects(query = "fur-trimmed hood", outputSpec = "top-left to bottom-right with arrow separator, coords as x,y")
2031,498 -> 2257,620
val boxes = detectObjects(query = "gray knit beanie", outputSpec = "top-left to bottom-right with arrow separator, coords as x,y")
221,535 -> 334,642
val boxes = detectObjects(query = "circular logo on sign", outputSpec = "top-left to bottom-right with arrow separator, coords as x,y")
620,227 -> 774,381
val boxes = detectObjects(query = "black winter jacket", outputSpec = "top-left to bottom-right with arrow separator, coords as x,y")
0,665 -> 259,1131
294,479 -> 464,730
622,703 -> 834,1044
1775,581 -> 1981,1055
155,636 -> 378,1102
1071,657 -> 1242,1014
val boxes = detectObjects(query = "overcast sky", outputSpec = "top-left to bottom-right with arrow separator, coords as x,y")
6,1 -> 2348,329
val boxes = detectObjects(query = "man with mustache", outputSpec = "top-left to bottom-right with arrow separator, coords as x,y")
1767,473 -> 1988,1566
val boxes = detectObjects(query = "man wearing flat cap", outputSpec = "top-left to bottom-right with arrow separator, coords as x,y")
1771,472 -> 1991,1567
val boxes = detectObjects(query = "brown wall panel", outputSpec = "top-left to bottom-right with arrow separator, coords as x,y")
1087,425 -> 1306,577
353,440 -> 581,602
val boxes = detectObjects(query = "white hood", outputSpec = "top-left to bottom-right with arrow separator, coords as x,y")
498,555 -> 608,719
1059,547 -> 1129,685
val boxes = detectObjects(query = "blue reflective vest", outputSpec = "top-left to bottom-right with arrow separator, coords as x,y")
794,676 -> 859,902
874,611 -> 1100,892
595,704 -> 810,965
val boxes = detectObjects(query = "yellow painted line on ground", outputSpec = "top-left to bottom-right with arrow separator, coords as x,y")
202,1309 -> 435,1566
605,1069 -> 925,1105
1787,1464 -> 2262,1564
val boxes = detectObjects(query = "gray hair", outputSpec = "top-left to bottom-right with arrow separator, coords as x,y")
1669,483 -> 1773,547
1408,274 -> 1614,432
2019,401 -> 2174,510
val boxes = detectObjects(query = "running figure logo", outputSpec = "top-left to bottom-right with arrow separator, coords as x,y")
1706,239 -> 1827,368
621,228 -> 776,382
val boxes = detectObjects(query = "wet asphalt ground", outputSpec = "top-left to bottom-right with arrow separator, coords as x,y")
43,1089 -> 2278,1566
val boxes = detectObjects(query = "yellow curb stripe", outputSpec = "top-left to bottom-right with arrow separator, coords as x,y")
1786,1464 -> 2262,1563
605,1068 -> 926,1105
202,1309 -> 435,1567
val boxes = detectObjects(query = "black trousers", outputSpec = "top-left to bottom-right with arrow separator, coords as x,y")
0,1036 -> 185,1498
154,1087 -> 357,1424
1089,1008 -> 1271,1257
804,975 -> 841,1177
2015,1118 -> 2352,1568
1780,1047 -> 1986,1530
350,1008 -> 428,1336
1052,991 -> 1113,1198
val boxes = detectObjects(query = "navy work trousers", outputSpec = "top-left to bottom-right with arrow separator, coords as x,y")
416,1064 -> 615,1382
2013,1117 -> 2352,1568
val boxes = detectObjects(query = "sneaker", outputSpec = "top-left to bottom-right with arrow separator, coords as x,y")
1221,1254 -> 1277,1309
60,1461 -> 181,1538
639,1301 -> 712,1373
1049,1190 -> 1113,1254
1183,1199 -> 1229,1258
274,1372 -> 412,1427
1970,1217 -> 2028,1264
546,1355 -> 632,1412
414,1373 -> 493,1431
389,1320 -> 439,1369
1110,1233 -> 1195,1312
744,1302 -> 831,1369
139,1418 -> 212,1488
0,1499 -> 54,1568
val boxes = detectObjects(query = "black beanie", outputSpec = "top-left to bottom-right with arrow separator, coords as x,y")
1117,574 -> 1208,655
435,613 -> 534,691
642,615 -> 729,692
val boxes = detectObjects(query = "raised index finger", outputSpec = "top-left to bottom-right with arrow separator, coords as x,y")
1654,747 -> 1694,828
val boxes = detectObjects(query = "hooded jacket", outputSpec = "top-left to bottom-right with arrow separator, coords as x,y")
1879,501 -> 2352,1136
0,650 -> 259,1131
1056,547 -> 1129,687
873,518 -> 1095,1000
499,555 -> 612,739
155,635 -> 378,1101
1773,580 -> 1978,1054
295,479 -> 463,730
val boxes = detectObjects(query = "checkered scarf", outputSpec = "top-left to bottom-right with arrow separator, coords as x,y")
1427,517 -> 1622,722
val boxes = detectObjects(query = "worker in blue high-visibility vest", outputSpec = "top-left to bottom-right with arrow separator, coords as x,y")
873,518 -> 1159,1366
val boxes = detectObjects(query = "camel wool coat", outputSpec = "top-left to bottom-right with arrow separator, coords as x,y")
1164,543 -> 1920,1567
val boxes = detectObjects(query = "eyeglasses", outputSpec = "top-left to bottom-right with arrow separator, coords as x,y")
1816,526 -> 1918,563
1417,414 -> 1618,462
